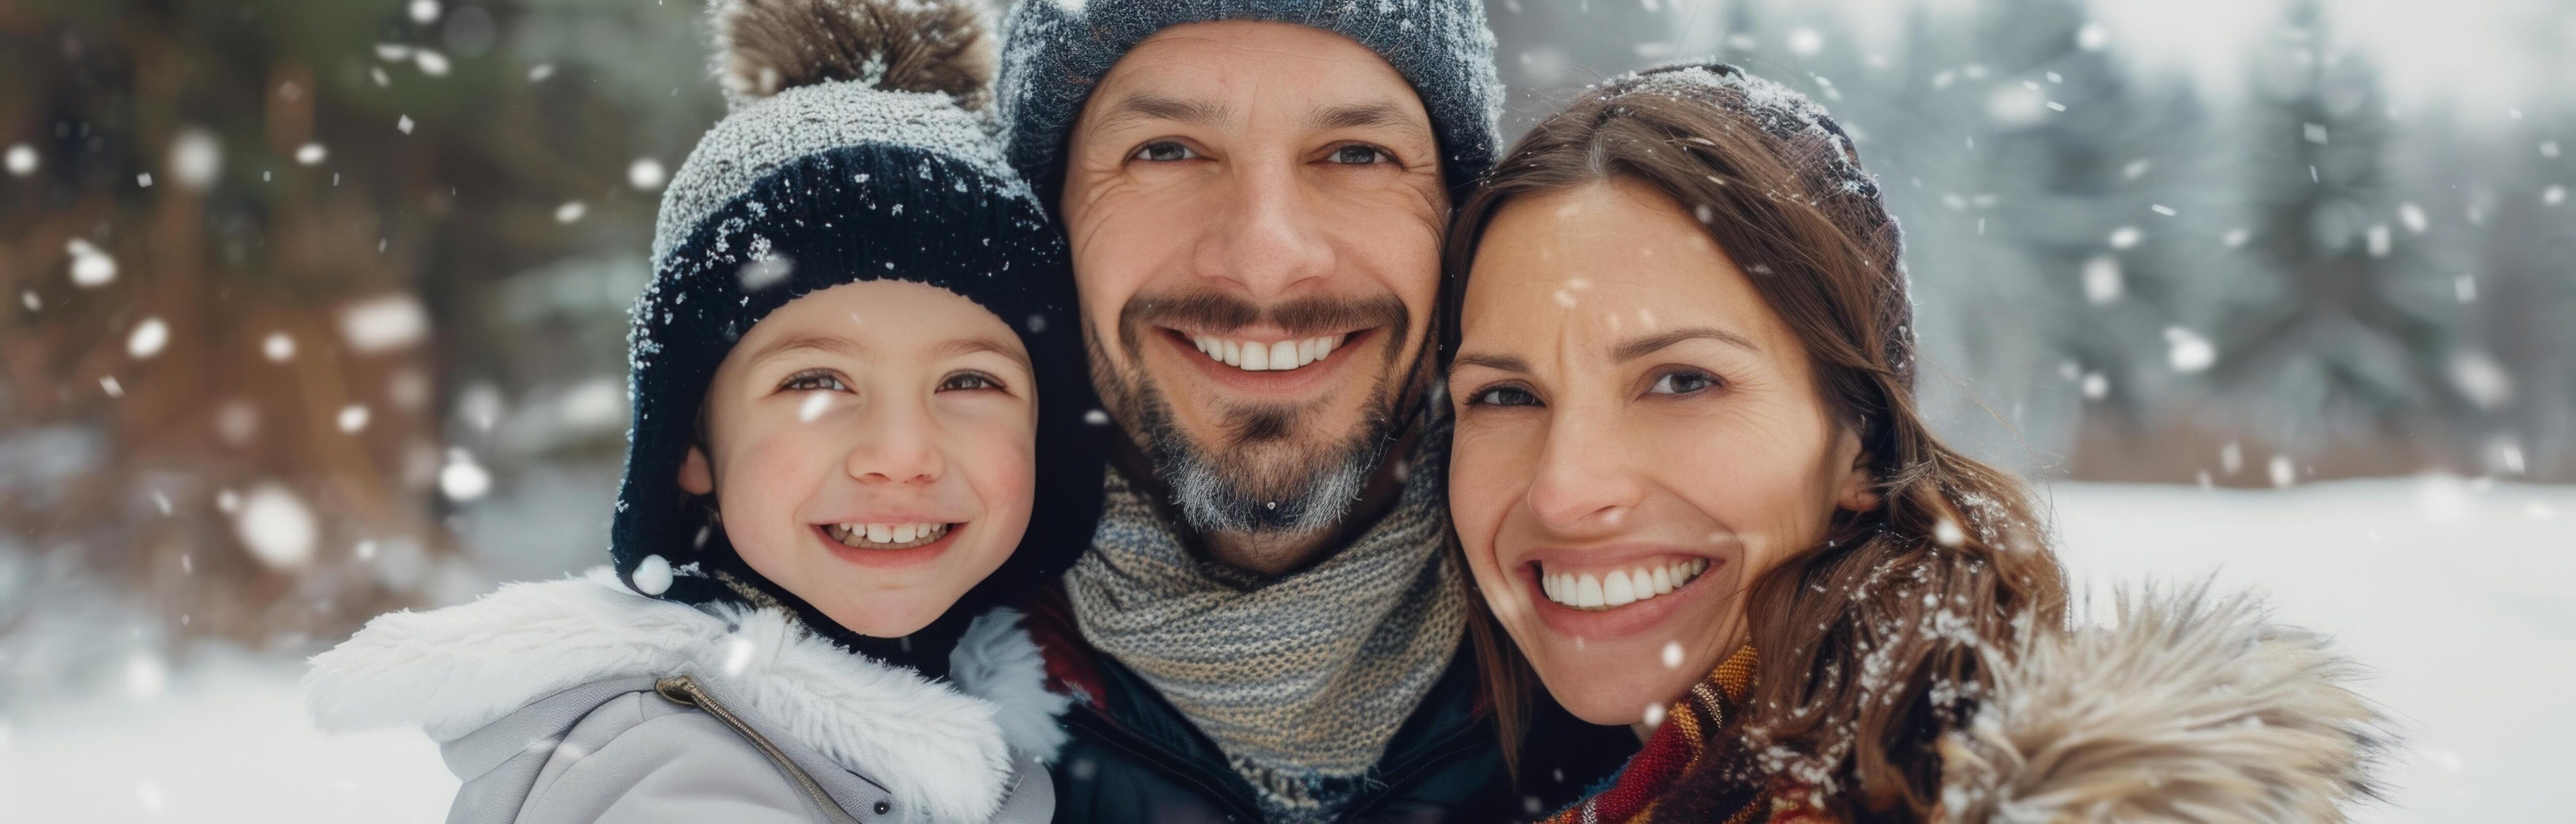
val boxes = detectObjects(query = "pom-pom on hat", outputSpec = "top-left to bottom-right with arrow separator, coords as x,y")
616,0 -> 1100,650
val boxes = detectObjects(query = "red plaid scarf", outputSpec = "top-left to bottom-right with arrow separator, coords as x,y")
1540,647 -> 1830,824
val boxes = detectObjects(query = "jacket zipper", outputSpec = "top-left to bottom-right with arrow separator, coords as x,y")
1337,718 -> 1490,820
656,675 -> 867,824
1062,705 -> 1269,822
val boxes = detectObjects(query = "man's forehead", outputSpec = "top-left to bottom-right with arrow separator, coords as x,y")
1084,21 -> 1432,131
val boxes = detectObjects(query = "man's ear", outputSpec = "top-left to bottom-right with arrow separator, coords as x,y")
679,445 -> 715,496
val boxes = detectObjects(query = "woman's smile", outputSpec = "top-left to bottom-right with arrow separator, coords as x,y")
1522,553 -> 1725,641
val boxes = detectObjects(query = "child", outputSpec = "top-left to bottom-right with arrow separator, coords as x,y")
304,1 -> 1098,821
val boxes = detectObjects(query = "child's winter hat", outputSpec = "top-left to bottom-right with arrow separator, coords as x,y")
994,0 -> 1505,204
614,0 -> 1099,652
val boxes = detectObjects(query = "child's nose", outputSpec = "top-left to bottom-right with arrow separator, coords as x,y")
845,405 -> 945,484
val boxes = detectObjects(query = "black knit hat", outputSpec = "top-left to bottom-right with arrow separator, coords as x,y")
612,0 -> 1101,670
994,0 -> 1506,206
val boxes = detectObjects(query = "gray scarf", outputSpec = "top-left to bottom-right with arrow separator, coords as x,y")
1062,429 -> 1464,821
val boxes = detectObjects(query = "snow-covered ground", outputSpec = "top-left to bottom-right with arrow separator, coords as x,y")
2,477 -> 2566,822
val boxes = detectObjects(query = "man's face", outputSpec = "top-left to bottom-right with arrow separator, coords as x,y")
1059,20 -> 1448,537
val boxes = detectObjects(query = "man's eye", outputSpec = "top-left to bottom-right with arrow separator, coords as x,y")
1648,370 -> 1720,396
1466,385 -> 1540,407
1132,141 -> 1199,162
1328,144 -> 1390,165
782,371 -> 847,392
938,371 -> 1003,392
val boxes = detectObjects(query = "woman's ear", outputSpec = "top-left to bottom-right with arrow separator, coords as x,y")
679,445 -> 715,496
1832,429 -> 1880,513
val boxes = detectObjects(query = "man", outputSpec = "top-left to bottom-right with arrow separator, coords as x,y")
995,2 -> 1630,821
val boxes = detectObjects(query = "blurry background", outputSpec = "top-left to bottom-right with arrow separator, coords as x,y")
1,0 -> 2567,820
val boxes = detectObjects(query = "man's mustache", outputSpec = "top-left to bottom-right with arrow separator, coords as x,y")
1117,290 -> 1410,356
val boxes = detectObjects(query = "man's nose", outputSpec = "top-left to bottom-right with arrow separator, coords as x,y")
1193,158 -> 1335,299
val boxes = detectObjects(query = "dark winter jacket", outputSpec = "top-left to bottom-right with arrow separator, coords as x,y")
1024,590 -> 1635,823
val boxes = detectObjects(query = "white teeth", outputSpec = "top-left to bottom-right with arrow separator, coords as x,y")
828,522 -> 950,548
1189,334 -> 1346,372
1603,570 -> 1637,607
1575,573 -> 1604,608
1540,559 -> 1710,611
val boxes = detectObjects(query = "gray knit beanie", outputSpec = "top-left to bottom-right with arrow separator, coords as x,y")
994,0 -> 1505,204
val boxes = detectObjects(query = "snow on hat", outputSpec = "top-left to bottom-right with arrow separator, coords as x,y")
615,0 -> 1100,622
1611,62 -> 1914,385
993,0 -> 1505,204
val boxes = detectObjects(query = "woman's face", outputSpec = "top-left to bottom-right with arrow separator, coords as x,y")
1447,180 -> 1872,728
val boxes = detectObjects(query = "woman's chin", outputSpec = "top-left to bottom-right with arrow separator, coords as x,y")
1526,642 -> 1710,727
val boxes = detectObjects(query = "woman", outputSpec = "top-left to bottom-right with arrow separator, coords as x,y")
1441,64 -> 2388,822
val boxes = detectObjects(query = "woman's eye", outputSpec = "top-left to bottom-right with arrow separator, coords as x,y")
1132,140 -> 1199,162
781,371 -> 847,392
1328,144 -> 1390,165
938,371 -> 1003,392
1466,385 -> 1541,407
1648,370 -> 1720,396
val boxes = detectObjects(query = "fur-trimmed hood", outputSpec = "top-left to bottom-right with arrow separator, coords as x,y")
1936,585 -> 2392,822
304,569 -> 1070,823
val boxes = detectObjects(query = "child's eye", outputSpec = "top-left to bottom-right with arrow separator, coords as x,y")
780,370 -> 847,392
1131,140 -> 1199,162
1464,384 -> 1541,407
938,371 -> 1005,392
1647,369 -> 1721,397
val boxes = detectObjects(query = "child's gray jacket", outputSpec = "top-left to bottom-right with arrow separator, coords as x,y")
307,570 -> 1067,823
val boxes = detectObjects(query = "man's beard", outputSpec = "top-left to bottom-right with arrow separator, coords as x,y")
1095,291 -> 1415,537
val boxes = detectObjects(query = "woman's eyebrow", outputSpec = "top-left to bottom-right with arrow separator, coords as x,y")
1612,327 -> 1758,361
1450,352 -> 1530,373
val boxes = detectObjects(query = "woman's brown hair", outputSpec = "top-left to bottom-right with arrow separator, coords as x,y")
1442,64 -> 2069,819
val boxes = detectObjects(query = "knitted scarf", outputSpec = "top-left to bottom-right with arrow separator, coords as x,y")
1061,431 -> 1464,821
1544,647 -> 1830,824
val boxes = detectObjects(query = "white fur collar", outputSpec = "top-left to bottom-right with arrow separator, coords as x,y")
304,569 -> 1069,823
1938,584 -> 2390,822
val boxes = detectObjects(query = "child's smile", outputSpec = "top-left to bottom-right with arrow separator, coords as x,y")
681,278 -> 1040,637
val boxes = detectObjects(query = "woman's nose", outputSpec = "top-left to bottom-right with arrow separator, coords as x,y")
844,402 -> 945,484
1523,413 -> 1647,534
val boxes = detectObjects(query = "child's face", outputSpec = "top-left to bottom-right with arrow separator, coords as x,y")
680,279 -> 1037,638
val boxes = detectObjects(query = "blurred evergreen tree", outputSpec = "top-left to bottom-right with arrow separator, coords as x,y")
0,0 -> 707,684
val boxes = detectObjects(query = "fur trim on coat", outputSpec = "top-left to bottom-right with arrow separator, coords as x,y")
304,568 -> 1069,823
1936,584 -> 2391,822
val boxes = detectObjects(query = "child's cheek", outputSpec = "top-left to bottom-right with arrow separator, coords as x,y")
957,417 -> 1039,570
721,426 -> 835,562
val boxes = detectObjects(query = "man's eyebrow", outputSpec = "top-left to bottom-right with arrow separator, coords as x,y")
1612,327 -> 1760,362
1309,101 -> 1419,132
932,335 -> 1033,371
1095,92 -> 1236,131
1450,352 -> 1531,373
745,332 -> 866,365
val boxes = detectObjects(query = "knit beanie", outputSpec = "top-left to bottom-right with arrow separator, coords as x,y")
612,0 -> 1101,674
994,0 -> 1506,205
1627,62 -> 1913,386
